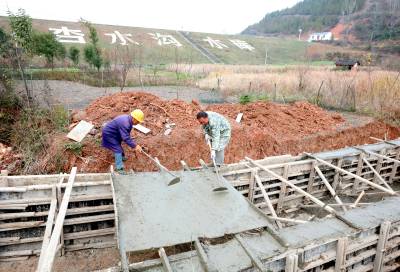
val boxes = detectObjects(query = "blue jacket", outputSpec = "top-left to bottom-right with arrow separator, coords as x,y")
101,115 -> 137,153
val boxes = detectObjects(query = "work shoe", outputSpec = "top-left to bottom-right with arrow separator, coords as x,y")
116,169 -> 127,175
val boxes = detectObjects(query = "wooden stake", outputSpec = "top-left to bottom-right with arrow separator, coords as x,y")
285,254 -> 298,272
246,157 -> 360,229
335,237 -> 348,272
277,165 -> 289,214
351,191 -> 365,208
305,153 -> 396,195
389,148 -> 400,184
362,158 -> 393,192
248,170 -> 257,202
235,234 -> 266,272
254,174 -> 282,229
158,247 -> 173,272
352,153 -> 365,194
315,166 -> 347,212
332,159 -> 343,191
355,147 -> 400,165
194,238 -> 216,272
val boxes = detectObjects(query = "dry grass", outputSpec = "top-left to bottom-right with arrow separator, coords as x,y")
170,64 -> 400,123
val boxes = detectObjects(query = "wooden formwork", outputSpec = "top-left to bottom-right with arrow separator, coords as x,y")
1,139 -> 400,271
0,173 -> 115,261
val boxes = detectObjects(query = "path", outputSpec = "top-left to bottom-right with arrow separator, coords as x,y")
16,80 -> 225,110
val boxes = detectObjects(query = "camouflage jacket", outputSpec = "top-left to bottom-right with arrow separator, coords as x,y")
202,111 -> 231,151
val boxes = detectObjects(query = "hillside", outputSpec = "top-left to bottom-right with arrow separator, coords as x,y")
0,16 -> 360,65
243,0 -> 400,47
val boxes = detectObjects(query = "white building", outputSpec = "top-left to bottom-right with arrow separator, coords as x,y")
308,32 -> 333,42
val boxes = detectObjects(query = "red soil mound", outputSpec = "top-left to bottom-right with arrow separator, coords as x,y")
54,91 -> 398,173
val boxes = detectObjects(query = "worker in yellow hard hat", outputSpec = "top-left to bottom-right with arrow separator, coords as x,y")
102,109 -> 144,174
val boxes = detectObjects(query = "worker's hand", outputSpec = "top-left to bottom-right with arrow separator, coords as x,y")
210,150 -> 216,160
134,145 -> 143,153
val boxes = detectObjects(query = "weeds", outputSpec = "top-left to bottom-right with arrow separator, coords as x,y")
64,142 -> 83,156
11,105 -> 70,173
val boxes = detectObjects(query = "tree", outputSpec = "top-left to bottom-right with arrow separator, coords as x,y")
81,19 -> 103,71
32,32 -> 66,68
113,45 -> 136,91
68,46 -> 80,66
7,8 -> 33,104
84,44 -> 102,70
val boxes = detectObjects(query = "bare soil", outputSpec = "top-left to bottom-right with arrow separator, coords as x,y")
53,91 -> 400,173
0,248 -> 119,272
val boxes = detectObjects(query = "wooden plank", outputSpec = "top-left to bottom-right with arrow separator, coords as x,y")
373,221 -> 391,272
158,247 -> 173,272
235,234 -> 266,272
67,120 -> 94,142
56,176 -> 65,256
0,221 -> 45,231
38,167 -> 77,272
254,174 -> 282,229
37,186 -> 57,270
315,166 -> 347,212
335,237 -> 348,272
63,227 -> 115,240
352,153 -> 365,194
277,165 -> 289,214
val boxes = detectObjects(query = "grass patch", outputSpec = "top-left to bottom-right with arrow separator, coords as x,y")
239,93 -> 270,104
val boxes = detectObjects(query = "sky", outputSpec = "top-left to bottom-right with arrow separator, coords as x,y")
0,0 -> 302,34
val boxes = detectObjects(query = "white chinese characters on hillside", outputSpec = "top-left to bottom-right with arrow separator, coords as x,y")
148,33 -> 182,47
203,37 -> 228,49
48,26 -> 86,44
105,31 -> 139,46
229,39 -> 255,51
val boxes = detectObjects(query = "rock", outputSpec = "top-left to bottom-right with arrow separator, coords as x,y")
89,128 -> 99,136
191,99 -> 200,106
71,110 -> 87,122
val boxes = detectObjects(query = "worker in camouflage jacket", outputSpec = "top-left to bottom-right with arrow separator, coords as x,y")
196,111 -> 231,165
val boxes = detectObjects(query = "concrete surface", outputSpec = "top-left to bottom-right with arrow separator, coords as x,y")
112,169 -> 273,252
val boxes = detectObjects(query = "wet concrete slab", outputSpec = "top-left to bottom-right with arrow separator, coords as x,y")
112,169 -> 273,252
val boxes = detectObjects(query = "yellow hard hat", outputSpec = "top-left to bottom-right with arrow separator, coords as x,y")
131,109 -> 144,123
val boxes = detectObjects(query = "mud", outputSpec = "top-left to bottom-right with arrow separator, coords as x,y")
55,92 -> 400,173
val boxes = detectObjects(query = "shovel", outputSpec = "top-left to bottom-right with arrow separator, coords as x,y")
142,150 -> 181,186
207,140 -> 228,192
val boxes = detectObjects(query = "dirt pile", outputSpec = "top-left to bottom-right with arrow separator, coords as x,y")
49,91 -> 397,173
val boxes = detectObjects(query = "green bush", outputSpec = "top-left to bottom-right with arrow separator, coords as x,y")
239,95 -> 252,105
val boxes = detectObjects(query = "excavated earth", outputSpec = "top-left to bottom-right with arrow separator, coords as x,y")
55,92 -> 400,173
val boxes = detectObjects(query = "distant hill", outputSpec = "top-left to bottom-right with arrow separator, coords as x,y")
243,0 -> 400,46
